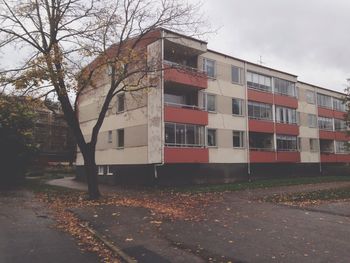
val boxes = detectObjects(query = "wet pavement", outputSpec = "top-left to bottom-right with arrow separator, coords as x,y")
0,189 -> 99,263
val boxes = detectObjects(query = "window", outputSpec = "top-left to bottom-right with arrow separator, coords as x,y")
320,139 -> 334,153
117,93 -> 125,113
306,90 -> 315,104
165,122 -> 205,147
232,98 -> 244,116
207,129 -> 217,147
334,118 -> 347,131
231,66 -> 243,84
275,106 -> 297,124
247,71 -> 272,92
276,135 -> 298,151
233,131 -> 245,148
307,114 -> 317,128
309,138 -> 319,152
98,166 -> 104,175
317,93 -> 332,108
336,141 -> 349,153
333,98 -> 346,112
318,116 -> 333,130
203,58 -> 215,78
203,93 -> 216,112
106,165 -> 113,175
108,130 -> 113,143
274,78 -> 297,97
248,101 -> 273,121
117,129 -> 124,148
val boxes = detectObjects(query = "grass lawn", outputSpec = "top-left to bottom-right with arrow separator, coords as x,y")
173,175 -> 350,193
266,186 -> 350,203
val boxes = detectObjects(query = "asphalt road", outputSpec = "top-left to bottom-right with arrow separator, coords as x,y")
0,189 -> 99,263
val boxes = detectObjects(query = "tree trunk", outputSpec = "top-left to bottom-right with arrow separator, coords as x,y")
82,147 -> 101,199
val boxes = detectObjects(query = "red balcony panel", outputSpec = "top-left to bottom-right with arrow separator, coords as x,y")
276,151 -> 300,163
164,67 -> 207,89
333,110 -> 346,119
247,89 -> 273,104
318,107 -> 333,118
335,131 -> 349,141
164,106 -> 208,126
321,153 -> 337,163
275,123 -> 299,136
319,130 -> 335,140
335,154 -> 350,163
274,94 -> 298,108
164,147 -> 209,163
250,150 -> 276,163
248,119 -> 274,133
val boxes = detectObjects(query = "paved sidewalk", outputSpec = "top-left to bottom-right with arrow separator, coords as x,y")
0,189 -> 99,263
50,178 -> 350,263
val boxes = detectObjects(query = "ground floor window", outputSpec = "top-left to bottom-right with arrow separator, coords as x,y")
335,141 -> 349,153
98,165 -> 104,175
276,135 -> 297,151
207,129 -> 217,147
309,138 -> 319,152
165,122 -> 205,147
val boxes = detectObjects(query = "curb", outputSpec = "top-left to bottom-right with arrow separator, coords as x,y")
79,223 -> 136,263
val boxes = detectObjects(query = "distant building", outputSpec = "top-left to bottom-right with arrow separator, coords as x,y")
76,29 -> 350,184
33,104 -> 75,164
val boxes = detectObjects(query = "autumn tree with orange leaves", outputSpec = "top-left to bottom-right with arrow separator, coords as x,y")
0,0 -> 207,199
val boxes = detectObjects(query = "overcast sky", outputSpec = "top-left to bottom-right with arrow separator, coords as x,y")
194,0 -> 350,92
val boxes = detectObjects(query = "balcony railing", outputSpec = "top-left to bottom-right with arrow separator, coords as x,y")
163,60 -> 203,74
165,143 -> 205,148
164,101 -> 203,111
250,147 -> 274,151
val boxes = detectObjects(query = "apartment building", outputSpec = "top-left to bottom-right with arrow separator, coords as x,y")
76,29 -> 350,184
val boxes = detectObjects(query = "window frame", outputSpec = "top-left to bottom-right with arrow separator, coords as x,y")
306,90 -> 315,104
98,165 -> 104,175
309,138 -> 319,152
165,122 -> 205,148
203,58 -> 216,78
307,114 -> 317,128
232,130 -> 245,148
203,93 -> 217,112
117,128 -> 124,148
232,98 -> 245,116
231,66 -> 244,84
248,101 -> 273,121
318,116 -> 333,131
108,130 -> 113,143
207,128 -> 217,147
117,93 -> 125,113
276,135 -> 298,152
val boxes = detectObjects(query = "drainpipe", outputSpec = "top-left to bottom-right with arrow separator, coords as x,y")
315,87 -> 322,173
154,29 -> 166,179
244,62 -> 251,180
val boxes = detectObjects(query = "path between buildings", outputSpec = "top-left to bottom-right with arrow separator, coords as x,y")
48,178 -> 350,263
0,189 -> 99,263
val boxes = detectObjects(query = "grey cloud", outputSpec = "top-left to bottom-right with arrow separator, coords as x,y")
196,0 -> 350,91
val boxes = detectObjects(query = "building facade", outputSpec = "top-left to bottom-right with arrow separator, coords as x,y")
76,29 -> 350,184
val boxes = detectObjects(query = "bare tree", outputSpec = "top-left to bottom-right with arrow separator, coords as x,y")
0,0 -> 207,199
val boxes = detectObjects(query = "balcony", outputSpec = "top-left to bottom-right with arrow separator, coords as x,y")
250,149 -> 276,163
319,130 -> 335,140
274,93 -> 298,108
247,89 -> 273,104
164,147 -> 209,163
318,107 -> 333,118
249,132 -> 275,163
164,61 -> 207,89
276,151 -> 300,163
275,122 -> 299,136
165,105 -> 208,126
248,118 -> 274,133
164,86 -> 208,125
163,38 -> 207,89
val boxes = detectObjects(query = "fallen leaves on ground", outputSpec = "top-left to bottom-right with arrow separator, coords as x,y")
34,188 -> 222,262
